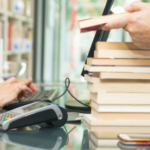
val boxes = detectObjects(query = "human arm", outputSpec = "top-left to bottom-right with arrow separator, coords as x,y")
101,2 -> 150,49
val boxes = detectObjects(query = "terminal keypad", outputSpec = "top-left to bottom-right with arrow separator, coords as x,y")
0,112 -> 19,123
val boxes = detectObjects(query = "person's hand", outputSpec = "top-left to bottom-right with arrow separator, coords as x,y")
5,77 -> 38,92
102,1 -> 150,49
0,82 -> 32,108
0,77 -> 38,101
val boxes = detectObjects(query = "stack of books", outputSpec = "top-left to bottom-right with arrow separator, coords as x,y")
83,119 -> 150,150
83,42 -> 150,126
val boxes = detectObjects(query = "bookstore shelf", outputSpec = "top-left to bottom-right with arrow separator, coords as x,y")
4,51 -> 32,55
0,0 -> 34,79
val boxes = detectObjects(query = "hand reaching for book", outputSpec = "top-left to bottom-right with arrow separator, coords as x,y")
102,1 -> 150,49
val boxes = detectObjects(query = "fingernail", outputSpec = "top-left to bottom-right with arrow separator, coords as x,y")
29,78 -> 32,80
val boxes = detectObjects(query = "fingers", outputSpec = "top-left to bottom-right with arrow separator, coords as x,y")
16,83 -> 32,94
20,78 -> 32,86
0,83 -> 32,108
102,15 -> 130,31
5,77 -> 17,84
125,1 -> 147,12
19,78 -> 38,92
29,83 -> 38,92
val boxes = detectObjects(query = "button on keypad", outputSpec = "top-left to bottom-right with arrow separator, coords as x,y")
0,112 -> 19,123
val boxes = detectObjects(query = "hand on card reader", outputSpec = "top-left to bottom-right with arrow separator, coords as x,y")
0,101 -> 68,130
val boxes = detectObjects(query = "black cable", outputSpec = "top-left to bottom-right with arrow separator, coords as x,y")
52,78 -> 91,108
67,126 -> 76,134
63,125 -> 76,145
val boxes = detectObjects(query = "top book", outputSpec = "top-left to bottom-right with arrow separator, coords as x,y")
78,13 -> 131,33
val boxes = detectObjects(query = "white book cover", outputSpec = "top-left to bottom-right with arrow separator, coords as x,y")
94,49 -> 150,59
84,65 -> 150,73
91,101 -> 150,113
90,92 -> 150,105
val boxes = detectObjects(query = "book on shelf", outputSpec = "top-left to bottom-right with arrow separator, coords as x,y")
83,120 -> 150,136
83,114 -> 150,126
0,20 -> 4,50
91,108 -> 150,121
78,13 -> 131,33
84,64 -> 150,73
90,92 -> 150,105
11,22 -> 22,52
8,0 -> 33,17
25,0 -> 32,17
87,58 -> 150,66
0,0 -> 7,10
22,25 -> 32,51
90,133 -> 118,147
99,72 -> 150,80
8,22 -> 33,52
8,23 -> 12,51
85,74 -> 150,93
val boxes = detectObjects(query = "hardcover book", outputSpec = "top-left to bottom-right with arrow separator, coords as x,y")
84,64 -> 150,73
90,92 -> 150,105
87,58 -> 150,66
78,13 -> 130,33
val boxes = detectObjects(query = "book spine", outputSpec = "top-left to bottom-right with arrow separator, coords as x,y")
8,23 -> 12,51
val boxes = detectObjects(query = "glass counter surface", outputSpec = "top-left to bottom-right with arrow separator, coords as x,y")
0,83 -> 149,150
0,123 -> 89,150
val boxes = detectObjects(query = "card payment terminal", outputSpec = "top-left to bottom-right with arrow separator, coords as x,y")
0,101 -> 68,130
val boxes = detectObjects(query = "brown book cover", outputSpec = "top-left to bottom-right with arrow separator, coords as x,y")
94,49 -> 150,59
85,74 -> 150,93
83,114 -> 150,126
87,58 -> 150,66
83,120 -> 150,136
96,42 -> 143,50
78,13 -> 130,33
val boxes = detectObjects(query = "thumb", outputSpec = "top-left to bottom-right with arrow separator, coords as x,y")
125,1 -> 147,12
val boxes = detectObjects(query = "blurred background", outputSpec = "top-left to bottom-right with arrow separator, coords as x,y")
0,0 -> 149,83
